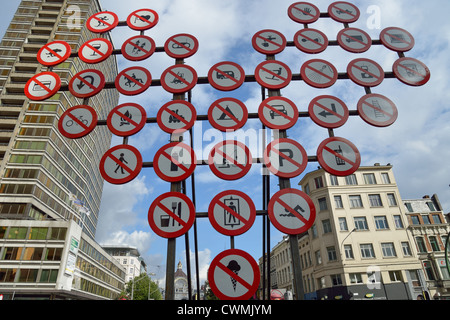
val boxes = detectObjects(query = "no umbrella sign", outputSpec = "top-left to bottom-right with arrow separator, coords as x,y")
288,2 -> 321,24
208,98 -> 248,132
317,137 -> 361,176
258,96 -> 298,130
121,35 -> 156,61
252,29 -> 287,55
25,72 -> 61,101
86,11 -> 119,33
301,59 -> 338,88
308,95 -> 349,129
255,60 -> 292,90
208,61 -> 245,91
99,145 -> 143,185
107,103 -> 147,137
208,249 -> 260,300
328,1 -> 360,23
263,138 -> 308,179
157,100 -> 197,134
127,9 -> 159,31
69,69 -> 105,99
337,28 -> 372,53
164,34 -> 199,59
392,57 -> 430,87
161,65 -> 198,94
209,140 -> 252,181
79,38 -> 113,64
58,105 -> 97,139
115,66 -> 152,96
268,188 -> 316,235
153,142 -> 197,183
347,58 -> 384,87
37,41 -> 72,67
148,192 -> 195,239
208,190 -> 256,237
357,94 -> 398,127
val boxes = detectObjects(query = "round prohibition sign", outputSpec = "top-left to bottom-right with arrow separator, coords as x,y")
288,2 -> 320,24
58,105 -> 97,139
252,29 -> 287,55
301,59 -> 338,88
79,38 -> 113,64
164,34 -> 199,59
294,28 -> 328,54
37,41 -> 72,67
258,96 -> 299,130
208,249 -> 260,300
209,140 -> 252,181
99,144 -> 143,185
208,61 -> 245,91
25,71 -> 61,101
317,136 -> 361,176
357,94 -> 398,128
208,98 -> 248,132
86,11 -> 119,33
208,190 -> 256,237
121,35 -> 156,61
127,9 -> 159,31
69,69 -> 105,99
255,60 -> 292,90
107,103 -> 147,137
161,64 -> 198,94
308,95 -> 349,129
392,57 -> 430,87
337,27 -> 372,53
264,138 -> 308,179
347,58 -> 384,87
153,142 -> 197,183
380,27 -> 415,52
148,192 -> 195,239
157,100 -> 197,134
328,1 -> 360,23
268,188 -> 316,235
115,66 -> 152,96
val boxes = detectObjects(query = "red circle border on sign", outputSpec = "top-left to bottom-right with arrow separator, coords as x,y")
357,94 -> 398,128
263,138 -> 308,179
308,95 -> 349,129
58,105 -> 97,140
160,65 -> 198,94
164,33 -> 199,59
153,142 -> 197,183
208,140 -> 252,181
37,41 -> 72,67
127,9 -> 159,31
316,136 -> 361,176
208,98 -> 248,132
115,66 -> 152,96
252,29 -> 287,55
121,35 -> 156,61
79,38 -> 113,64
107,103 -> 147,137
86,11 -> 119,33
347,58 -> 384,87
99,144 -> 143,185
69,69 -> 106,99
25,71 -> 61,101
208,61 -> 245,91
157,100 -> 197,134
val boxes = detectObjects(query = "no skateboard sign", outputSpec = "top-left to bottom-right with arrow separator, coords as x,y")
268,188 -> 316,235
208,190 -> 256,237
99,145 -> 143,185
208,249 -> 260,300
209,140 -> 252,181
148,192 -> 195,239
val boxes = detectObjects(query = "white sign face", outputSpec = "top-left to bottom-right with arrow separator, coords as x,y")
208,62 -> 245,91
301,59 -> 338,88
316,137 -> 361,176
252,29 -> 287,55
258,96 -> 298,130
288,2 -> 320,24
208,98 -> 248,132
209,140 -> 252,181
294,29 -> 328,54
264,138 -> 308,178
127,9 -> 159,31
107,103 -> 147,137
115,67 -> 152,96
393,57 -> 430,87
337,28 -> 371,53
347,58 -> 384,87
357,94 -> 398,127
164,34 -> 199,59
69,69 -> 105,98
380,27 -> 415,52
87,12 -> 118,33
161,65 -> 198,94
157,100 -> 197,134
99,145 -> 143,185
153,142 -> 197,183
58,105 -> 97,139
255,60 -> 292,90
79,38 -> 113,64
122,35 -> 156,61
328,1 -> 360,23
37,41 -> 71,66
25,72 -> 61,101
308,95 -> 349,129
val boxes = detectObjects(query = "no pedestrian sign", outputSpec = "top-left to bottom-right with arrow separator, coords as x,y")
86,11 -> 119,33
99,145 -> 143,185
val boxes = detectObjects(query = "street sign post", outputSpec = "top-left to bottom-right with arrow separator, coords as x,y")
107,103 -> 147,137
25,71 -> 61,101
209,140 -> 252,181
263,138 -> 308,178
268,188 -> 316,235
255,60 -> 292,90
208,61 -> 245,91
301,59 -> 338,88
208,190 -> 256,237
115,66 -> 152,96
164,34 -> 199,59
157,100 -> 197,134
68,69 -> 105,99
328,1 -> 360,23
258,96 -> 299,130
153,142 -> 197,182
392,57 -> 430,87
294,28 -> 328,54
316,136 -> 361,176
79,38 -> 113,64
160,65 -> 198,94
208,249 -> 260,300
37,41 -> 72,67
58,105 -> 97,139
252,29 -> 287,55
357,94 -> 398,127
380,27 -> 415,52
288,2 -> 320,24
337,27 -> 371,53
127,9 -> 159,31
99,145 -> 143,185
148,192 -> 196,239
208,98 -> 248,132
86,11 -> 119,33
347,58 -> 384,87
121,35 -> 156,61
308,95 -> 349,129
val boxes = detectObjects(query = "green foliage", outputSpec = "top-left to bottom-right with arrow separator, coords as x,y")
121,273 -> 162,300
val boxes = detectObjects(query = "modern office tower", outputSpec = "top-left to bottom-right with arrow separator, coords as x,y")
0,0 -> 124,299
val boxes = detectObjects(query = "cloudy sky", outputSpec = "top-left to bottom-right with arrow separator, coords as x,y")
2,0 -> 449,289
